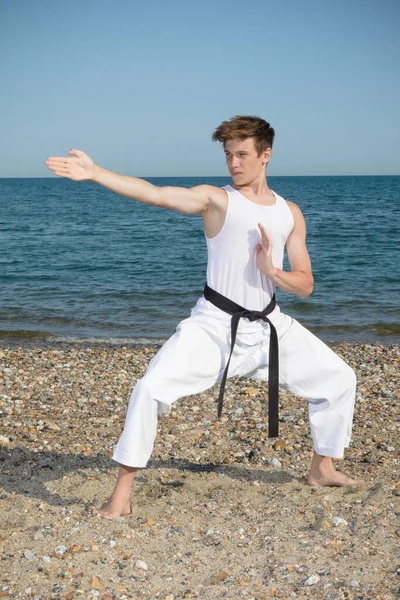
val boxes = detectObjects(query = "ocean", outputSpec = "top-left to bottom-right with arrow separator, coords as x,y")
0,175 -> 399,346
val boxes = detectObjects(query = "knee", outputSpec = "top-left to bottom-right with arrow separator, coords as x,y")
138,375 -> 173,414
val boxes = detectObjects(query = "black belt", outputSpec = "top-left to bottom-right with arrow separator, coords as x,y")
203,283 -> 279,438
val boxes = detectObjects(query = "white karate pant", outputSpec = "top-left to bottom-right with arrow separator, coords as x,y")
113,302 -> 356,468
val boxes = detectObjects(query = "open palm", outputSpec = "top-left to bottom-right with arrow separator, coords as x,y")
45,149 -> 95,181
256,222 -> 275,276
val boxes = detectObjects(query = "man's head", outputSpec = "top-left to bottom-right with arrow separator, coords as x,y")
212,116 -> 275,185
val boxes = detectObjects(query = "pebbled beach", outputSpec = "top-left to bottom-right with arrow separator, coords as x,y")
0,342 -> 399,599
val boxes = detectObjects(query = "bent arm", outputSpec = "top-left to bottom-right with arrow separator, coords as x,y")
261,202 -> 314,298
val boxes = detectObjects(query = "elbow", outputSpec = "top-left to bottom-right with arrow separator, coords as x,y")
305,276 -> 314,298
300,275 -> 314,298
154,187 -> 167,208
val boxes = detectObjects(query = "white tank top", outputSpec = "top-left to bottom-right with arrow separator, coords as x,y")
194,184 -> 294,329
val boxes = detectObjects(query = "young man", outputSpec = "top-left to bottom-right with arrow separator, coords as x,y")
46,116 -> 358,520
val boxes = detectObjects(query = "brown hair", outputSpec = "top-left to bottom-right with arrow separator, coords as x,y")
212,115 -> 275,156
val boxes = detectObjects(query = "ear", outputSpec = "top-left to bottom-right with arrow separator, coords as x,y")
263,147 -> 272,165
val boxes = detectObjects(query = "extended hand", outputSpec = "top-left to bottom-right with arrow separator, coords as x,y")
256,222 -> 276,277
45,149 -> 95,181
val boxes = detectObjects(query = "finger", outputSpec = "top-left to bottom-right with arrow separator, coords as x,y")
258,223 -> 271,243
46,159 -> 77,169
46,160 -> 66,168
68,148 -> 81,157
46,157 -> 70,163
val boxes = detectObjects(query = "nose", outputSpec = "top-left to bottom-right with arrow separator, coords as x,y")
230,155 -> 240,168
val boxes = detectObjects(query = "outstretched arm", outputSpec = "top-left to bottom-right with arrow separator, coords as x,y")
256,202 -> 314,298
45,149 -> 212,214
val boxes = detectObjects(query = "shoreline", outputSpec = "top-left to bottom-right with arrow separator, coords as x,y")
0,336 -> 399,352
0,343 -> 399,598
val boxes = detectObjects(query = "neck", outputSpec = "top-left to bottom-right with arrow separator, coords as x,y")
232,170 -> 271,197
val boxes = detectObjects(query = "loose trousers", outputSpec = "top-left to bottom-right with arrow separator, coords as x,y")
113,305 -> 356,468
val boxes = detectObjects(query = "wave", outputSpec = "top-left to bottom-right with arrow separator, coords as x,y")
0,329 -> 165,347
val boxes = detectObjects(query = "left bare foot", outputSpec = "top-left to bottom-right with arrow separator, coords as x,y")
307,451 -> 361,487
307,471 -> 360,487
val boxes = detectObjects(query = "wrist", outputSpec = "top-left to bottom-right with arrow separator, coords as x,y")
265,266 -> 279,281
90,164 -> 102,183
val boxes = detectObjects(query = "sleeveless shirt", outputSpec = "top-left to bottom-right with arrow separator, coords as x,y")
192,184 -> 294,330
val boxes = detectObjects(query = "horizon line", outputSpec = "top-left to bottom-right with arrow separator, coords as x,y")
0,173 -> 399,180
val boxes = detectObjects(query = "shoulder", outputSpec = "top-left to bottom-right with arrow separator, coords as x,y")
285,200 -> 306,223
285,200 -> 302,215
190,184 -> 228,210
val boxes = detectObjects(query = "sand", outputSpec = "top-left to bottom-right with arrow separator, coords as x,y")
0,342 -> 399,599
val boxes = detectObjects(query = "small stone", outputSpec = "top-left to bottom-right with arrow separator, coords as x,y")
42,556 -> 51,563
245,387 -> 258,395
303,574 -> 320,586
211,571 -> 229,584
109,540 -> 117,548
273,440 -> 286,450
350,580 -> 360,588
54,545 -> 68,557
33,531 -> 44,540
313,517 -> 333,531
91,576 -> 101,589
331,517 -> 348,527
269,457 -> 282,469
135,560 -> 148,570
146,517 -> 156,526
24,550 -> 34,560
0,436 -> 10,446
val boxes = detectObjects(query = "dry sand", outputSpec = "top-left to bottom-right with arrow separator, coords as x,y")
0,342 -> 399,599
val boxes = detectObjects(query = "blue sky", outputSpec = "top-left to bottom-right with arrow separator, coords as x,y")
1,0 -> 399,177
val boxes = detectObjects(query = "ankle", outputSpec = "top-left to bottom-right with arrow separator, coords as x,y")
311,454 -> 334,472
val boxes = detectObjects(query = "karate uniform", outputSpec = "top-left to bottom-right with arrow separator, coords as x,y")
113,186 -> 356,467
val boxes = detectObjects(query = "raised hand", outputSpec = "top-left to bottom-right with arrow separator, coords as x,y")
256,222 -> 276,277
45,149 -> 95,181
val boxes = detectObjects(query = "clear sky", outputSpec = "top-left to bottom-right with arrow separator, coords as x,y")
1,0 -> 399,177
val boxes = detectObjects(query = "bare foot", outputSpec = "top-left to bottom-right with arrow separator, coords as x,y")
93,463 -> 139,519
307,451 -> 361,487
307,471 -> 360,487
94,495 -> 131,520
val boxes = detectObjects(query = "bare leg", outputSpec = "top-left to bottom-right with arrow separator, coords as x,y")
96,464 -> 139,519
307,451 -> 360,487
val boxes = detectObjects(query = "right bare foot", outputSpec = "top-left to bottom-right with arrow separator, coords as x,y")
94,496 -> 131,520
93,463 -> 139,519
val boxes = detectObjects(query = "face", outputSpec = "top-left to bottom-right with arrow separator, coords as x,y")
224,137 -> 271,186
